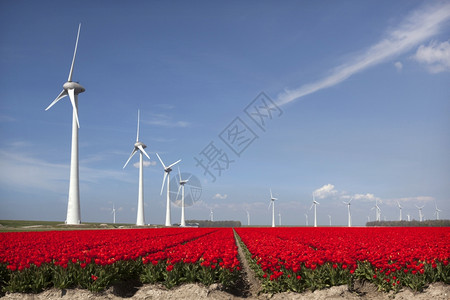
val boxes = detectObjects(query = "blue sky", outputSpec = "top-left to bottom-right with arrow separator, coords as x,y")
0,0 -> 449,226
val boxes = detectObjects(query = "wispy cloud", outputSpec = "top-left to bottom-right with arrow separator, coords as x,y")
313,184 -> 337,199
412,40 -> 450,73
133,160 -> 156,168
143,113 -> 190,128
276,2 -> 450,106
213,193 -> 228,200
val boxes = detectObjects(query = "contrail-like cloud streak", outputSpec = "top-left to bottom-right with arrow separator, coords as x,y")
276,2 -> 450,106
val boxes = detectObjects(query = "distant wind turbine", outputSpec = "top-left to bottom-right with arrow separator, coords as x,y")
407,214 -> 411,222
343,197 -> 352,227
210,208 -> 214,221
310,193 -> 319,227
123,110 -> 151,226
268,189 -> 277,227
45,24 -> 85,225
396,200 -> 403,221
278,212 -> 282,226
245,210 -> 250,226
156,153 -> 181,226
305,213 -> 309,226
434,201 -> 442,220
111,204 -> 116,224
371,200 -> 381,222
328,214 -> 332,226
176,167 -> 191,227
415,205 -> 424,222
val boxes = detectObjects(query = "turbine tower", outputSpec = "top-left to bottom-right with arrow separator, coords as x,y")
372,200 -> 381,222
415,205 -> 424,222
45,24 -> 85,225
305,213 -> 309,226
246,210 -> 250,226
210,208 -> 214,221
310,193 -> 320,227
407,214 -> 411,222
123,110 -> 150,226
268,189 -> 277,227
396,201 -> 403,221
176,167 -> 191,227
111,204 -> 116,224
328,215 -> 332,226
156,153 -> 181,226
434,201 -> 442,220
343,197 -> 352,227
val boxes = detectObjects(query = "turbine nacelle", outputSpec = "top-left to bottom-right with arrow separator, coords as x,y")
134,141 -> 147,149
63,81 -> 85,94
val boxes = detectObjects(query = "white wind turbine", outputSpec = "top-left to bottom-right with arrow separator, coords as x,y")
245,210 -> 250,226
372,200 -> 381,222
176,167 -> 191,227
156,153 -> 181,226
343,197 -> 352,227
278,212 -> 282,226
310,193 -> 320,227
305,213 -> 309,226
415,205 -> 424,222
396,200 -> 403,221
210,208 -> 214,221
434,201 -> 442,220
45,24 -> 85,225
111,204 -> 116,224
123,110 -> 151,226
407,214 -> 411,222
328,215 -> 332,226
268,189 -> 277,227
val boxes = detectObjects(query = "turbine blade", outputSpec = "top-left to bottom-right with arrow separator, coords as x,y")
178,166 -> 182,181
68,89 -> 80,128
270,188 -> 273,199
45,90 -> 68,110
68,23 -> 81,82
138,145 -> 150,160
268,201 -> 272,210
160,172 -> 168,195
316,201 -> 320,205
136,109 -> 140,142
123,148 -> 138,168
310,203 -> 314,210
168,159 -> 181,169
155,153 -> 166,169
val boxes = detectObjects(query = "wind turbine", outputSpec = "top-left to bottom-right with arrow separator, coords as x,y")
176,167 -> 191,227
245,210 -> 250,226
156,153 -> 181,226
415,205 -> 424,222
434,201 -> 442,220
123,110 -> 150,226
371,200 -> 381,222
45,24 -> 85,225
268,189 -> 277,227
278,212 -> 282,226
210,208 -> 214,221
305,213 -> 309,226
343,197 -> 352,227
407,214 -> 411,221
310,193 -> 319,227
396,200 -> 403,221
111,204 -> 116,224
328,215 -> 332,226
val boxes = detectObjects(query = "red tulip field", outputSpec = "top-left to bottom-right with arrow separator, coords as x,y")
0,227 -> 448,295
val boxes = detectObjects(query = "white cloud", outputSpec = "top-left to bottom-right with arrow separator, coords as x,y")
144,113 -> 190,128
353,193 -> 378,202
213,193 -> 228,200
133,160 -> 156,168
412,40 -> 450,73
394,61 -> 403,72
313,184 -> 337,199
276,2 -> 450,106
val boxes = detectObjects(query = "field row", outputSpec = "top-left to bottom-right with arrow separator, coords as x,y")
235,227 -> 450,292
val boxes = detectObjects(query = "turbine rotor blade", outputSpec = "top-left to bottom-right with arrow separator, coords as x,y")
160,172 -> 168,195
310,203 -> 314,210
136,109 -> 140,142
123,148 -> 138,169
167,159 -> 181,169
176,185 -> 182,201
137,145 -> 150,160
68,23 -> 81,82
68,89 -> 80,128
46,90 -> 68,111
270,188 -> 273,199
155,153 -> 166,169
178,166 -> 182,181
